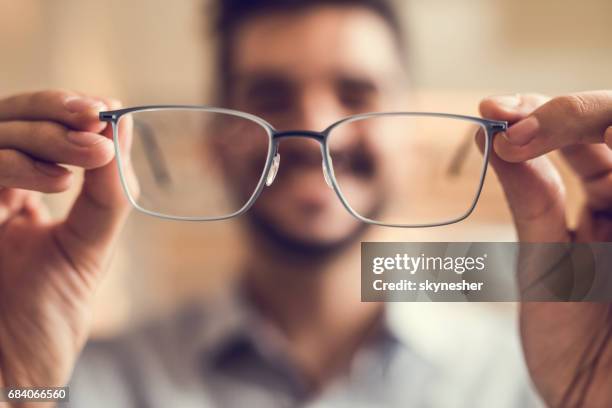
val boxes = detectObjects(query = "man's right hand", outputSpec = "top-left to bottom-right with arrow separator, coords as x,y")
0,90 -> 134,397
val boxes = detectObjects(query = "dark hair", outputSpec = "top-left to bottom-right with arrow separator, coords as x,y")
211,0 -> 407,103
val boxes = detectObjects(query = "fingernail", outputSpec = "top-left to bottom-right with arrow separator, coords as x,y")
505,116 -> 539,146
64,96 -> 106,113
67,131 -> 110,147
34,161 -> 67,177
490,94 -> 521,111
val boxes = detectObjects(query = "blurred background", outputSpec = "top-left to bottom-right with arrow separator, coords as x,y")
1,0 -> 610,335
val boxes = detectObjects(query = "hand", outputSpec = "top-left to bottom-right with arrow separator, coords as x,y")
479,91 -> 612,407
0,90 -> 134,401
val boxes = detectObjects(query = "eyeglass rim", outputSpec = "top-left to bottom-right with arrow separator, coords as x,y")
100,105 -> 506,227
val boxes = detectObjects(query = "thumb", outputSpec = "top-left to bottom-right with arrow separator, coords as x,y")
53,99 -> 135,276
479,94 -> 570,242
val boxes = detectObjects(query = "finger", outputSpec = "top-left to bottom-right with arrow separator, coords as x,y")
486,141 -> 569,242
0,189 -> 31,223
582,172 -> 612,211
52,98 -> 134,275
559,144 -> 612,211
561,143 -> 612,228
479,94 -> 569,242
560,144 -> 612,181
0,189 -> 48,224
493,90 -> 612,162
0,149 -> 73,193
22,191 -> 51,223
78,99 -> 136,210
0,121 -> 115,169
480,93 -> 551,122
0,90 -> 108,133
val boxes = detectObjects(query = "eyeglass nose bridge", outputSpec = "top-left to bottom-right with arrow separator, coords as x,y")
272,130 -> 326,141
266,130 -> 334,189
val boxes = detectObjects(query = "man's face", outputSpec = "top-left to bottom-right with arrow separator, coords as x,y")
220,6 -> 407,248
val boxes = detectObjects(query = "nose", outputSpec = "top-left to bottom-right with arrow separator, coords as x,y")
264,92 -> 346,189
280,88 -> 344,132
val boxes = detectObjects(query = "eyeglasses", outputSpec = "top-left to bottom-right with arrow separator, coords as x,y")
99,106 -> 507,228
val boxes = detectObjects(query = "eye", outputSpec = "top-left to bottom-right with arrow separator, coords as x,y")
242,78 -> 295,116
337,78 -> 379,112
252,93 -> 291,114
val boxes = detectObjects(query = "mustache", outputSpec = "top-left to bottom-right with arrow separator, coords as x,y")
244,198 -> 378,258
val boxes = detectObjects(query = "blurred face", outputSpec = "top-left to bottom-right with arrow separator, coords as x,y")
219,5 -> 407,248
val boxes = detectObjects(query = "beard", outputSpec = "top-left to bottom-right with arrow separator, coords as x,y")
242,195 -> 385,260
237,137 -> 386,260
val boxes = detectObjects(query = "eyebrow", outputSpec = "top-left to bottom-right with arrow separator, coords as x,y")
230,72 -> 295,101
336,75 -> 381,94
231,70 -> 385,93
231,72 -> 292,88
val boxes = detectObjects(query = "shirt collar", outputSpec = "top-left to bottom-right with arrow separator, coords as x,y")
180,284 -> 411,368
178,282 -> 501,373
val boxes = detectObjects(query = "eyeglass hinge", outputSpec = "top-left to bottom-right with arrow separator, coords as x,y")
99,112 -> 117,122
490,122 -> 508,131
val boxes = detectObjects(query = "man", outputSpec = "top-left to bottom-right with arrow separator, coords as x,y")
0,0 -> 611,407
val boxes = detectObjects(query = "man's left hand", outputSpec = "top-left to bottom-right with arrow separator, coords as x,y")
479,90 -> 612,407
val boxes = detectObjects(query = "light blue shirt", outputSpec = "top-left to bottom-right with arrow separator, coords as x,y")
67,288 -> 543,407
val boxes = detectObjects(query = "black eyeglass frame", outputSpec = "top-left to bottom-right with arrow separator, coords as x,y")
100,105 -> 507,228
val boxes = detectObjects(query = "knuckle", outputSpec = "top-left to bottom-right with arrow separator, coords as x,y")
28,90 -> 52,106
552,94 -> 592,119
29,121 -> 66,139
2,93 -> 22,108
0,149 -> 21,167
0,150 -> 23,182
29,89 -> 74,107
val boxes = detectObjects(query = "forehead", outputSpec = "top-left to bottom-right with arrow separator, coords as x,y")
231,6 -> 403,81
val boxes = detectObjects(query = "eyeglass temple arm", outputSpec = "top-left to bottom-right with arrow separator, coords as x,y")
135,120 -> 173,187
447,130 -> 476,176
446,123 -> 506,176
